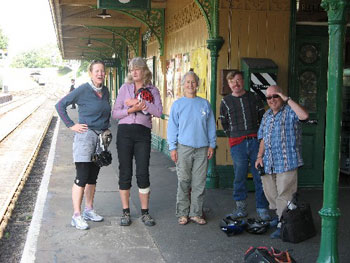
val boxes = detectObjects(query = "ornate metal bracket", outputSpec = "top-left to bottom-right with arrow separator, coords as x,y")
116,8 -> 164,56
82,37 -> 124,53
86,26 -> 139,56
194,0 -> 220,39
321,0 -> 348,24
79,46 -> 114,57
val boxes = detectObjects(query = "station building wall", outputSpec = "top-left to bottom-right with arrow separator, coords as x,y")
146,0 -> 291,169
216,0 -> 291,166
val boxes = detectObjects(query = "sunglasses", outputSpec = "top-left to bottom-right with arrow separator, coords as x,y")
266,94 -> 280,100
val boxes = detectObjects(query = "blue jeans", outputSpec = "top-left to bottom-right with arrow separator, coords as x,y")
230,138 -> 269,209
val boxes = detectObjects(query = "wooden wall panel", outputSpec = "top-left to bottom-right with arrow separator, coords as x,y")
238,11 -> 250,59
247,11 -> 259,58
145,0 -> 291,165
257,12 -> 268,57
216,137 -> 231,165
216,2 -> 291,165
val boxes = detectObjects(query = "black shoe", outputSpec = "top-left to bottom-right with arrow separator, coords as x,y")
141,213 -> 155,226
120,212 -> 131,226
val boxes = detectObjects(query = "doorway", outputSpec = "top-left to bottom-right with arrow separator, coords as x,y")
291,25 -> 328,187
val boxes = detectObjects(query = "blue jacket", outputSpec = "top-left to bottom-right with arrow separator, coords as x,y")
55,82 -> 111,130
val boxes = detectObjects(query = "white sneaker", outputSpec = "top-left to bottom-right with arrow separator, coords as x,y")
83,209 -> 104,222
71,215 -> 89,230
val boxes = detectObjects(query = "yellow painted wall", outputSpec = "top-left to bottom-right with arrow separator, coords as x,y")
216,0 -> 291,165
145,0 -> 291,165
147,0 -> 209,141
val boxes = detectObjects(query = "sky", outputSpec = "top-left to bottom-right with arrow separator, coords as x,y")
0,0 -> 57,57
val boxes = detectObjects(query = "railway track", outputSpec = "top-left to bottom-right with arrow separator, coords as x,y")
0,86 -> 61,239
0,94 -> 39,118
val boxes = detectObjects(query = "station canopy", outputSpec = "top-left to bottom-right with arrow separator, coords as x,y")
49,0 -> 166,61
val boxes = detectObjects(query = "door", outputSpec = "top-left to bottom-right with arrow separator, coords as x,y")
291,26 -> 328,186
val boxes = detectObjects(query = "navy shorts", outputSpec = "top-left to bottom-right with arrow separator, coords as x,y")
74,162 -> 100,187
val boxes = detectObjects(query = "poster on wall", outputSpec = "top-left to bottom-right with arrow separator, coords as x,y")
174,54 -> 182,98
155,55 -> 164,94
146,56 -> 155,85
190,48 -> 209,99
166,59 -> 175,97
174,53 -> 191,98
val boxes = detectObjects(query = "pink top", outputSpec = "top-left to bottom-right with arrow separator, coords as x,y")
112,83 -> 163,129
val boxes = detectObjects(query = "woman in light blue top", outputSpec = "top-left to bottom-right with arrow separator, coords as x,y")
167,70 -> 216,225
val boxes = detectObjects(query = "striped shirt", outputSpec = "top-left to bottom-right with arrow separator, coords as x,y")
219,91 -> 265,138
258,105 -> 304,174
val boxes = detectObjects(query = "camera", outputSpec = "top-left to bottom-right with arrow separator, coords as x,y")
257,164 -> 265,176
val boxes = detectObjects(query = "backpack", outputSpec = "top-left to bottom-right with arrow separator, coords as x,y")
244,246 -> 296,263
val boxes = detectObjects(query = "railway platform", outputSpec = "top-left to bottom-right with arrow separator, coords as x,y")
0,93 -> 12,104
20,108 -> 350,263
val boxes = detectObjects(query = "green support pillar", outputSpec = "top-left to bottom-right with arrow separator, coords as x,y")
117,61 -> 125,90
114,67 -> 118,98
194,0 -> 224,188
206,37 -> 224,188
317,1 -> 347,262
109,70 -> 113,104
116,65 -> 121,95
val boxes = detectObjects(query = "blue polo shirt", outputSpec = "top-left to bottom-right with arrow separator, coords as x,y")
55,82 -> 111,130
258,105 -> 304,174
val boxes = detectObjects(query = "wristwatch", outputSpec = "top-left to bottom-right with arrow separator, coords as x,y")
285,97 -> 291,103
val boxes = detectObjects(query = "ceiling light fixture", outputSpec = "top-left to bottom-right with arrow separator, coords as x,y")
97,9 -> 111,19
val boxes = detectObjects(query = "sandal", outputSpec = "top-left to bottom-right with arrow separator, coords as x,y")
190,216 -> 207,225
178,216 -> 188,225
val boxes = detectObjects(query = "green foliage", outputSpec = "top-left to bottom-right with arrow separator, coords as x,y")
0,27 -> 9,49
11,44 -> 61,68
77,60 -> 90,77
57,66 -> 73,76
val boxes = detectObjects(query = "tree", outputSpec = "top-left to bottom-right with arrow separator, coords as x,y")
0,27 -> 9,49
11,44 -> 61,68
78,60 -> 90,76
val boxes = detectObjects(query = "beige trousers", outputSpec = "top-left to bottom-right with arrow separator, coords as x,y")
261,169 -> 298,220
175,144 -> 208,218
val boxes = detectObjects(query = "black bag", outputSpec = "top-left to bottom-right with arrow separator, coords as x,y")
91,131 -> 112,167
280,193 -> 316,243
244,247 -> 276,263
244,246 -> 296,263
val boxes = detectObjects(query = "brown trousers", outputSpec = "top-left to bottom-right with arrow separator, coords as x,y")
261,169 -> 298,220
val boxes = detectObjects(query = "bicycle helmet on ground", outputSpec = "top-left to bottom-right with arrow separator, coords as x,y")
220,216 -> 247,236
245,218 -> 270,234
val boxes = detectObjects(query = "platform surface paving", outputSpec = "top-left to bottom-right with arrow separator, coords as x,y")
31,109 -> 350,263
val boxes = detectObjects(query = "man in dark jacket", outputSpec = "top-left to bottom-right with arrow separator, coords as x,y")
219,71 -> 270,221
